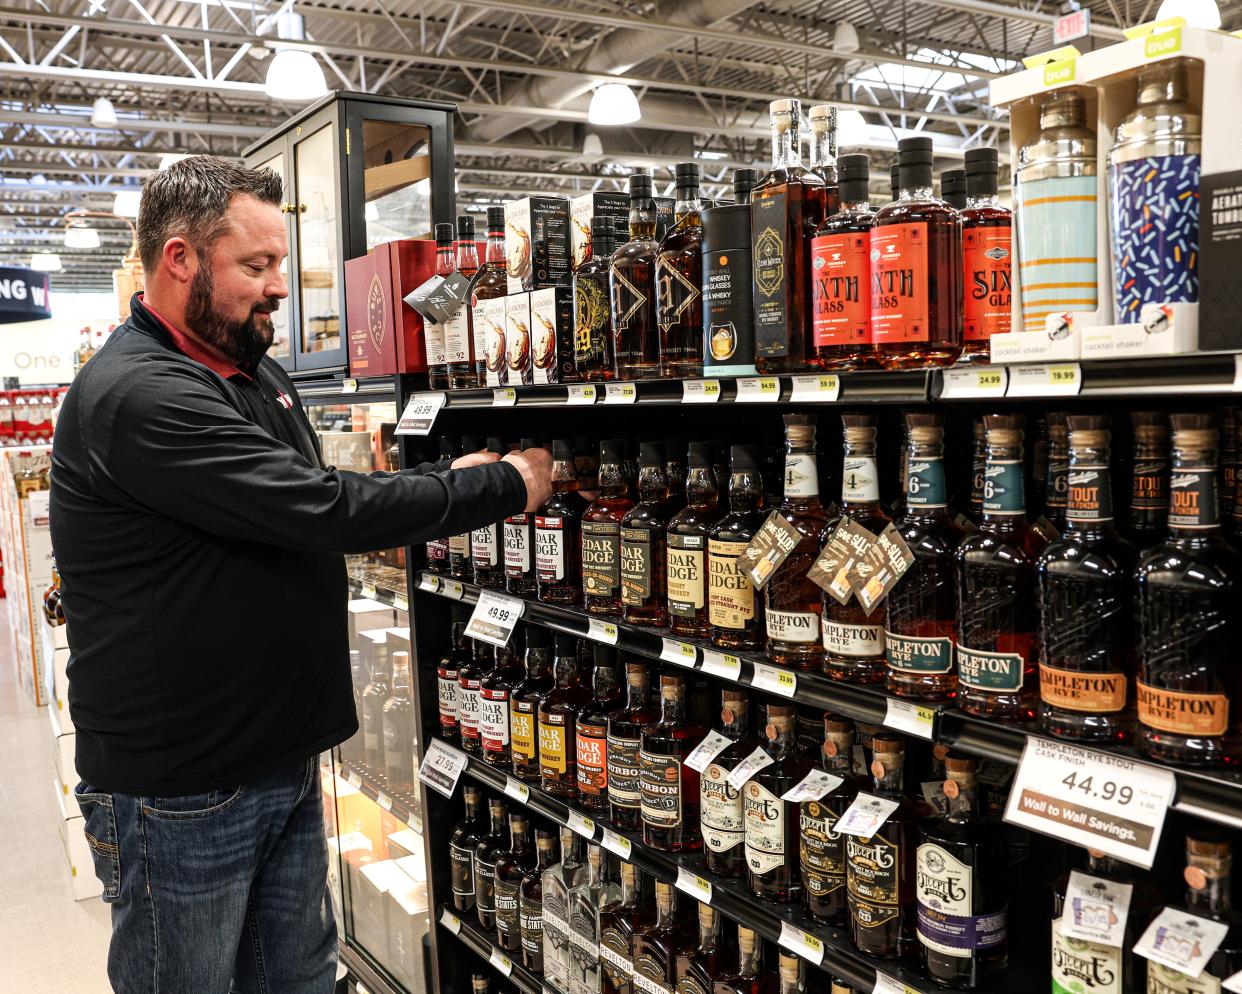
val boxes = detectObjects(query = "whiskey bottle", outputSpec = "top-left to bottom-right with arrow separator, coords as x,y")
538,634 -> 591,799
471,974 -> 490,994
447,214 -> 481,389
886,412 -> 964,701
709,444 -> 766,650
640,673 -> 705,852
847,737 -> 918,960
568,845 -> 617,994
766,414 -> 829,668
633,881 -> 694,994
959,148 -> 1012,363
1222,409 -> 1238,530
1037,416 -> 1138,743
496,813 -> 536,952
1137,414 -> 1242,765
752,99 -> 826,374
342,649 -> 368,767
473,207 -> 508,386
955,414 -> 1048,722
915,754 -> 1008,988
601,861 -> 650,994
808,103 -> 841,217
745,703 -> 810,902
713,925 -> 774,994
473,798 -> 509,931
481,628 -> 525,769
811,152 -> 879,371
941,169 -> 967,211
608,662 -> 658,830
966,420 -> 986,526
612,172 -> 661,380
776,955 -> 803,994
578,645 -> 621,814
701,688 -> 757,877
521,828 -> 558,972
472,436 -> 509,588
459,638 -> 494,756
381,650 -> 416,794
801,716 -> 862,925
667,442 -> 723,637
584,439 -> 633,615
664,437 -> 688,512
823,414 -> 891,684
674,903 -> 726,994
450,785 -> 486,913
655,162 -> 705,379
870,136 -> 963,369
505,437 -> 543,597
427,223 -> 452,389
360,638 -> 391,771
450,434 -> 485,579
538,439 -> 589,605
622,442 -> 672,627
577,435 -> 601,497
1045,412 -> 1070,535
576,216 -> 618,381
438,602 -> 471,740
511,625 -> 554,781
544,829 -> 585,994
1128,413 -> 1171,550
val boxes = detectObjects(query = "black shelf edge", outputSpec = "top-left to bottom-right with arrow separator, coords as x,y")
438,904 -> 548,994
337,758 -> 424,833
339,939 -> 407,994
348,574 -> 410,612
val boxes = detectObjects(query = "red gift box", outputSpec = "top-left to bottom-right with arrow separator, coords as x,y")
345,239 -> 437,377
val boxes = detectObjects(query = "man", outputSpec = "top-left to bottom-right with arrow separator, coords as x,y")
49,156 -> 552,993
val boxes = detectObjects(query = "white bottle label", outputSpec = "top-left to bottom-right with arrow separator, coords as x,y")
425,318 -> 447,366
783,454 -> 819,498
438,675 -> 459,721
504,520 -> 531,572
1051,920 -> 1123,994
842,456 -> 880,502
535,519 -> 565,581
471,524 -> 499,567
443,310 -> 472,364
823,621 -> 886,657
766,609 -> 820,644
480,694 -> 510,747
701,762 -> 744,853
743,780 -> 785,874
459,684 -> 482,734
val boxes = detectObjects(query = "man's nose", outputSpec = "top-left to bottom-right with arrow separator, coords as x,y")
268,269 -> 290,300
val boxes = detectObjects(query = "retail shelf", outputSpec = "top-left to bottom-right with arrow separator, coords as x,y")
339,939 -> 406,994
337,757 -> 424,833
348,571 -> 411,612
437,905 -> 549,994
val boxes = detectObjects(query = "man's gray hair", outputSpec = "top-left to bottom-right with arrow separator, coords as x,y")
137,155 -> 283,271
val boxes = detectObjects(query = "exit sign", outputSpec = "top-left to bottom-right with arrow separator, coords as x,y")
1054,8 -> 1091,43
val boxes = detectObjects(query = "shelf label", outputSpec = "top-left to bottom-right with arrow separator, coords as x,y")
395,392 -> 446,435
604,382 -> 637,405
726,746 -> 775,791
440,908 -> 462,935
567,810 -> 596,840
1003,737 -> 1175,868
883,699 -> 936,740
781,769 -> 845,803
789,374 -> 841,402
465,590 -> 526,647
441,579 -> 465,600
778,921 -> 824,965
659,638 -> 697,668
504,777 -> 530,804
567,384 -> 597,405
685,730 -> 734,773
682,379 -> 721,403
675,866 -> 713,903
1005,362 -> 1082,397
601,828 -> 632,860
418,573 -> 441,593
1060,870 -> 1132,947
1133,908 -> 1230,977
872,972 -> 917,994
376,791 -> 393,812
701,649 -> 742,682
347,771 -> 362,789
836,792 -> 902,837
407,812 -> 420,830
751,662 -> 796,697
342,377 -> 359,394
1225,971 -> 1242,994
940,365 -> 1008,399
586,618 -> 619,645
393,594 -> 409,612
735,376 -> 780,402
361,582 -> 378,599
493,387 -> 517,407
418,739 -> 467,799
489,948 -> 514,976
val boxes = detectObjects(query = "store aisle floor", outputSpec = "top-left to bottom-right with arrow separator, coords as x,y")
0,612 -> 112,993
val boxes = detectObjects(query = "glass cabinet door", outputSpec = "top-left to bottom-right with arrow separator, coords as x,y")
253,149 -> 294,368
293,123 -> 346,369
359,118 -> 434,249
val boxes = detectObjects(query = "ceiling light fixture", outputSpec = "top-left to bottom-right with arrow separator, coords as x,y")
265,10 -> 329,102
582,133 -> 604,158
588,83 -> 641,126
91,97 -> 118,129
834,21 -> 861,54
64,224 -> 100,249
31,252 -> 62,272
1154,0 -> 1221,28
113,190 -> 142,218
836,109 -> 869,147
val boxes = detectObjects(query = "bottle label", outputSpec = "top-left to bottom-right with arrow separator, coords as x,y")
1168,469 -> 1219,529
620,527 -> 654,606
639,749 -> 683,827
751,190 -> 792,358
576,724 -> 608,796
842,456 -> 880,503
963,225 -> 1012,341
438,670 -> 460,730
574,272 -> 611,369
474,854 -> 496,912
1040,664 -> 1127,714
870,222 -> 930,344
655,255 -> 701,337
766,608 -> 820,644
982,460 -> 1025,515
811,231 -> 870,347
543,896 -> 570,986
633,957 -> 673,994
1146,964 -> 1220,994
676,976 -> 710,994
886,632 -> 954,675
480,688 -> 511,751
1132,460 -> 1169,512
582,521 -> 621,598
520,899 -> 544,959
957,646 -> 1025,692
449,532 -> 470,556
1066,464 -> 1114,522
425,316 -> 447,366
852,898 -> 901,931
701,761 -> 744,853
607,733 -> 643,808
1048,458 -> 1069,515
450,841 -> 475,900
504,518 -> 532,575
612,268 -> 651,338
667,534 -> 706,618
568,907 -> 601,960
600,928 -> 633,981
510,703 -> 537,764
916,843 -> 1007,957
495,878 -> 520,939
800,800 -> 845,875
538,717 -> 569,774
846,833 -> 900,905
703,243 -> 754,373
1051,920 -> 1123,994
708,539 -> 756,629
1014,174 -> 1099,331
427,537 -> 449,565
743,780 -> 786,874
443,309 -> 473,364
784,453 -> 819,498
906,457 -> 948,509
823,620 -> 885,658
534,518 -> 566,582
1136,681 -> 1229,737
459,680 -> 482,740
471,523 -> 500,568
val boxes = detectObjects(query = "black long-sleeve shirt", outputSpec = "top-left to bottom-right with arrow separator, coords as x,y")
50,296 -> 525,795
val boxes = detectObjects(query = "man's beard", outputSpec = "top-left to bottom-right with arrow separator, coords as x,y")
184,259 -> 280,370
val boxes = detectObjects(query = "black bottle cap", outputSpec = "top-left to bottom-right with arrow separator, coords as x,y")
674,161 -> 700,190
964,147 -> 999,197
940,169 -> 967,210
594,643 -> 618,666
701,204 -> 750,255
664,439 -> 686,465
554,633 -> 578,655
733,167 -> 757,200
486,206 -> 505,232
838,153 -> 870,204
439,436 -> 461,459
552,438 -> 574,460
520,436 -> 542,450
457,214 -> 475,239
730,444 -> 760,470
590,215 -> 616,255
573,435 -> 592,455
639,440 -> 664,466
600,438 -> 625,464
435,222 -> 454,246
628,172 -> 653,198
487,437 -> 506,456
462,435 -> 485,453
688,441 -> 712,467
897,136 -> 934,192
525,623 -> 550,648
889,162 -> 900,199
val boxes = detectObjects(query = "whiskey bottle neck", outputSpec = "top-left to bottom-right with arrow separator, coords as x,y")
728,471 -> 764,512
628,200 -> 656,240
904,440 -> 948,514
770,118 -> 803,170
597,460 -> 629,496
660,688 -> 686,724
485,230 -> 506,266
810,123 -> 837,175
944,776 -> 978,820
982,436 -> 1026,521
509,820 -> 532,853
551,458 -> 581,491
553,653 -> 580,689
686,467 -> 718,505
435,245 -> 456,278
456,239 -> 479,273
841,451 -> 880,506
624,678 -> 651,710
783,451 -> 820,501
451,620 -> 468,651
524,647 -> 551,681
674,184 -> 702,221
1187,867 -> 1232,913
1066,438 -> 1114,531
637,465 -> 670,501
593,664 -> 619,700
463,793 -> 484,822
535,839 -> 557,870
697,910 -> 719,948
1169,443 -> 1221,533
488,807 -> 506,834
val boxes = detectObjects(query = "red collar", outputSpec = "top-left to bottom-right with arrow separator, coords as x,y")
138,293 -> 251,381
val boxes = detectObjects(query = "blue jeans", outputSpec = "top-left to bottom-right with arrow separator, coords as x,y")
75,757 -> 338,994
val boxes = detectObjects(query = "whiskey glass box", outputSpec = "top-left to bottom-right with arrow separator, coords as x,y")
571,192 -> 630,270
344,239 -> 436,377
476,295 -> 509,387
529,287 -> 575,384
505,197 -> 572,294
505,292 -> 533,386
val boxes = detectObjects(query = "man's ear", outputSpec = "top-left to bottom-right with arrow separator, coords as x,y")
161,237 -> 198,285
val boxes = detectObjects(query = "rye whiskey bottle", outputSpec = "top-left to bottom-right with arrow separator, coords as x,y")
640,674 -> 705,852
447,214 -> 481,389
622,442 -> 672,628
887,413 -> 964,700
675,904 -> 727,994
473,207 -> 508,386
633,882 -> 694,994
752,99 -> 826,374
438,602 -> 471,741
450,785 -> 486,912
539,634 -> 592,799
1128,412 -> 1171,550
1137,414 -> 1242,766
713,925 -> 773,994
766,415 -> 829,668
520,828 -> 558,972
481,630 -> 524,769
495,813 -> 536,952
450,434 -> 485,580
967,420 -> 986,526
382,651 -> 415,794
471,437 -> 508,588
776,955 -> 803,994
709,444 -> 766,650
427,223 -> 452,388
577,645 -> 621,814
506,437 -> 543,597
959,148 -> 1012,363
657,162 -> 705,378
745,704 -> 809,902
584,439 -> 633,615
474,798 -> 509,930
802,717 -> 862,925
511,625 -> 553,781
955,415 -> 1048,722
823,414 -> 891,683
702,688 -> 758,877
459,638 -> 493,756
870,136 -> 962,369
667,442 -> 722,637
915,755 -> 1008,988
576,216 -> 618,381
608,663 -> 658,830
612,172 -> 661,380
1037,416 -> 1137,743
600,862 -> 651,994
538,440 -> 589,605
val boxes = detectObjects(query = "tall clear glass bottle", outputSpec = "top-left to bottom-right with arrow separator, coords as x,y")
544,829 -> 585,994
583,439 -> 633,615
713,925 -> 775,994
745,704 -> 810,902
640,674 -> 705,852
538,439 -> 589,605
808,104 -> 841,218
674,903 -> 727,994
709,444 -> 766,650
568,845 -> 618,994
667,442 -> 723,638
657,162 -> 705,378
612,172 -> 661,380
600,862 -> 651,994
702,688 -> 758,877
576,216 -> 619,381
608,663 -> 658,831
622,442 -> 672,627
633,882 -> 695,994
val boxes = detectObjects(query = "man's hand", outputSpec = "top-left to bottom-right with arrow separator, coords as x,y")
503,447 -> 554,512
452,449 -> 500,470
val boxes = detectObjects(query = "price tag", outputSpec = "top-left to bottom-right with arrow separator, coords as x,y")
751,662 -> 796,697
601,828 -> 632,860
1002,737 -> 1175,868
395,392 -> 446,435
441,579 -> 465,600
418,573 -> 441,593
418,739 -> 467,798
1233,355 -> 1242,392
836,792 -> 902,837
567,810 -> 596,840
492,387 -> 517,407
1060,870 -> 1132,947
465,590 -> 526,647
489,949 -> 514,977
781,769 -> 845,803
567,384 -> 597,405
504,778 -> 530,804
777,921 -> 824,965
789,374 -> 841,402
735,376 -> 780,402
440,908 -> 463,935
342,377 -> 359,394
675,866 -> 713,903
377,792 -> 393,812
659,638 -> 697,668
940,365 -> 1008,399
1006,362 -> 1082,397
1225,971 -> 1242,994
701,649 -> 742,682
347,771 -> 362,789
604,382 -> 637,404
872,972 -> 916,994
726,746 -> 775,791
586,618 -> 619,645
682,379 -> 721,403
1133,908 -> 1231,977
393,594 -> 409,613
685,730 -> 734,773
361,582 -> 378,599
883,699 -> 937,740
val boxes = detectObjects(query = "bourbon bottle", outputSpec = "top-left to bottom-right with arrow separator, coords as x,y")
702,688 -> 758,877
667,442 -> 723,638
1045,412 -> 1070,535
577,645 -> 621,814
807,103 -> 841,218
450,785 -> 486,912
708,444 -> 766,650
539,633 -> 592,799
473,798 -> 509,930
520,828 -> 558,972
657,162 -> 705,379
537,439 -> 589,605
801,717 -> 862,925
426,438 -> 459,574
600,861 -> 652,994
510,625 -> 553,782
640,674 -> 705,852
612,172 -> 661,380
471,436 -> 508,588
450,434 -> 484,580
495,813 -> 536,952
622,442 -> 672,628
713,926 -> 774,994
438,602 -> 471,741
674,903 -> 726,994
958,147 -> 1012,364
1222,409 -> 1238,529
584,439 -> 633,615
505,437 -> 543,597
576,216 -> 618,381
1128,412 -> 1170,550
744,704 -> 809,902
608,663 -> 658,830
447,214 -> 481,389
633,882 -> 695,994
427,223 -> 452,389
966,420 -> 986,526
473,207 -> 508,386
480,628 -> 524,768
458,638 -> 493,756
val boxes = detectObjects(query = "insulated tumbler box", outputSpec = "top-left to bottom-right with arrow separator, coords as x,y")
344,239 -> 436,377
505,197 -> 571,294
529,287 -> 575,384
570,192 -> 630,270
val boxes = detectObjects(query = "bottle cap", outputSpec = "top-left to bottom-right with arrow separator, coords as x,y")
964,147 -> 999,197
553,438 -> 574,460
688,441 -> 712,467
808,103 -> 837,126
660,673 -> 685,697
769,98 -> 801,118
486,206 -> 505,231
940,168 -> 967,209
626,662 -> 649,685
456,214 -> 475,239
733,167 -> 757,199
873,736 -> 904,758
489,798 -> 507,816
520,436 -> 542,450
535,828 -> 557,848
674,162 -> 700,188
730,444 -> 760,471
628,172 -> 653,198
600,438 -> 625,464
435,222 -> 454,246
838,152 -> 870,202
889,162 -> 900,198
463,784 -> 483,801
554,633 -> 578,655
639,440 -> 664,466
897,136 -> 934,190
590,215 -> 616,254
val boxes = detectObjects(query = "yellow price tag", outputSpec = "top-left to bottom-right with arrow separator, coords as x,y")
605,383 -> 637,404
393,594 -> 408,613
977,369 -> 1004,389
361,582 -> 377,599
492,387 -> 517,407
1049,364 -> 1078,385
341,377 -> 359,394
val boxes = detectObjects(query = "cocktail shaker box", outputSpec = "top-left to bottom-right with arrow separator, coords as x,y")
505,197 -> 571,294
529,287 -> 576,385
505,292 -> 533,386
570,193 -> 629,270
